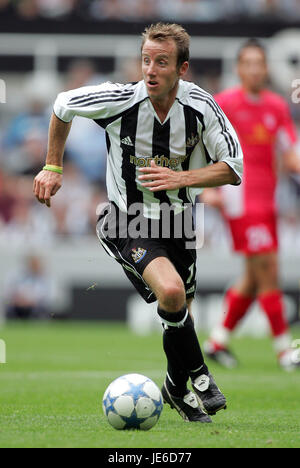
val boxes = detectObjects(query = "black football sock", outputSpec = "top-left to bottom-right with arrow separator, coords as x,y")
158,305 -> 209,393
158,306 -> 189,397
165,361 -> 190,397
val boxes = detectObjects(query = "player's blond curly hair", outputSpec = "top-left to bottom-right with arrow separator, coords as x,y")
141,23 -> 190,69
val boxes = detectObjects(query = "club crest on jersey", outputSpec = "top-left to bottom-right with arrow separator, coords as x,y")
186,133 -> 200,149
131,247 -> 147,263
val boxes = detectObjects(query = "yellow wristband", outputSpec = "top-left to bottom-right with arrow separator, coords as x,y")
43,165 -> 63,175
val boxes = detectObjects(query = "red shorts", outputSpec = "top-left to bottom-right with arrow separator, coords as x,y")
227,213 -> 278,255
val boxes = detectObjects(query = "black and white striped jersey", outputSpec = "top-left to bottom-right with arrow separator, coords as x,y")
54,79 -> 243,218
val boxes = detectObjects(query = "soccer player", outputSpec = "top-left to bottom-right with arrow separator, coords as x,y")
203,39 -> 300,371
33,23 -> 243,422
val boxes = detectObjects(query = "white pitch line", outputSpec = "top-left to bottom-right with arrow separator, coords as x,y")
0,370 -> 165,380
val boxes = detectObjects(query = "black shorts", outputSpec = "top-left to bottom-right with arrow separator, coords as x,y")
96,202 -> 197,304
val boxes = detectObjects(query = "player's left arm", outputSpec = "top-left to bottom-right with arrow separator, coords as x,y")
138,159 -> 238,191
277,98 -> 300,174
139,97 -> 243,191
282,147 -> 300,173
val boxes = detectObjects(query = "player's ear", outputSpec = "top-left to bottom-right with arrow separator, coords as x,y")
178,61 -> 189,78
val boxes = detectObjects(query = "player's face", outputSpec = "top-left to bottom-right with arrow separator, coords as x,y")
237,47 -> 268,93
142,39 -> 188,103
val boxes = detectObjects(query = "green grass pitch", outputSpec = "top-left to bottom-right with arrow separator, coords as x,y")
0,321 -> 300,448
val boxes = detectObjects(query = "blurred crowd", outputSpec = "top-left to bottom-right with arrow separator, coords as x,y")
3,254 -> 53,319
1,0 -> 300,22
0,59 -> 109,247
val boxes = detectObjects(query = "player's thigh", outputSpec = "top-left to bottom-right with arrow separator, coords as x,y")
234,256 -> 258,296
142,256 -> 185,306
247,251 -> 279,289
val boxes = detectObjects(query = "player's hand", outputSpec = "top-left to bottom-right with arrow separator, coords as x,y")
33,170 -> 62,208
200,188 -> 223,210
138,160 -> 186,191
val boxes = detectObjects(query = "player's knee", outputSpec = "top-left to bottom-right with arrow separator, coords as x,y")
261,256 -> 276,272
253,255 -> 279,287
157,280 -> 185,312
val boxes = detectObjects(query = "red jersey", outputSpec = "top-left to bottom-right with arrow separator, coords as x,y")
215,87 -> 297,218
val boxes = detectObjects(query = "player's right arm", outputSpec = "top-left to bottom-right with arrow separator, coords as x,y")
33,113 -> 72,207
33,81 -> 137,207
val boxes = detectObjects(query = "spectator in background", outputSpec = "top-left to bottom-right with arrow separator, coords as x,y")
0,0 -> 14,18
15,0 -> 41,20
0,174 -> 56,246
88,0 -> 122,20
0,172 -> 18,224
221,0 -> 274,19
2,95 -> 49,175
63,59 -> 108,184
14,0 -> 76,20
0,163 -> 104,245
88,0 -> 157,21
120,0 -> 158,21
37,0 -> 76,19
4,255 -> 52,319
3,96 -> 49,150
50,161 -> 99,237
64,59 -> 103,90
277,0 -> 300,20
6,129 -> 48,176
117,56 -> 143,83
157,0 -> 225,22
223,0 -> 300,20
5,0 -> 300,22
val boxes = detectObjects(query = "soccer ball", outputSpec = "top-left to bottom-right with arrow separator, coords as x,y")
102,373 -> 163,430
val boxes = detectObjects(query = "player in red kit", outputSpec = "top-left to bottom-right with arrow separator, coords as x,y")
203,39 -> 300,371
